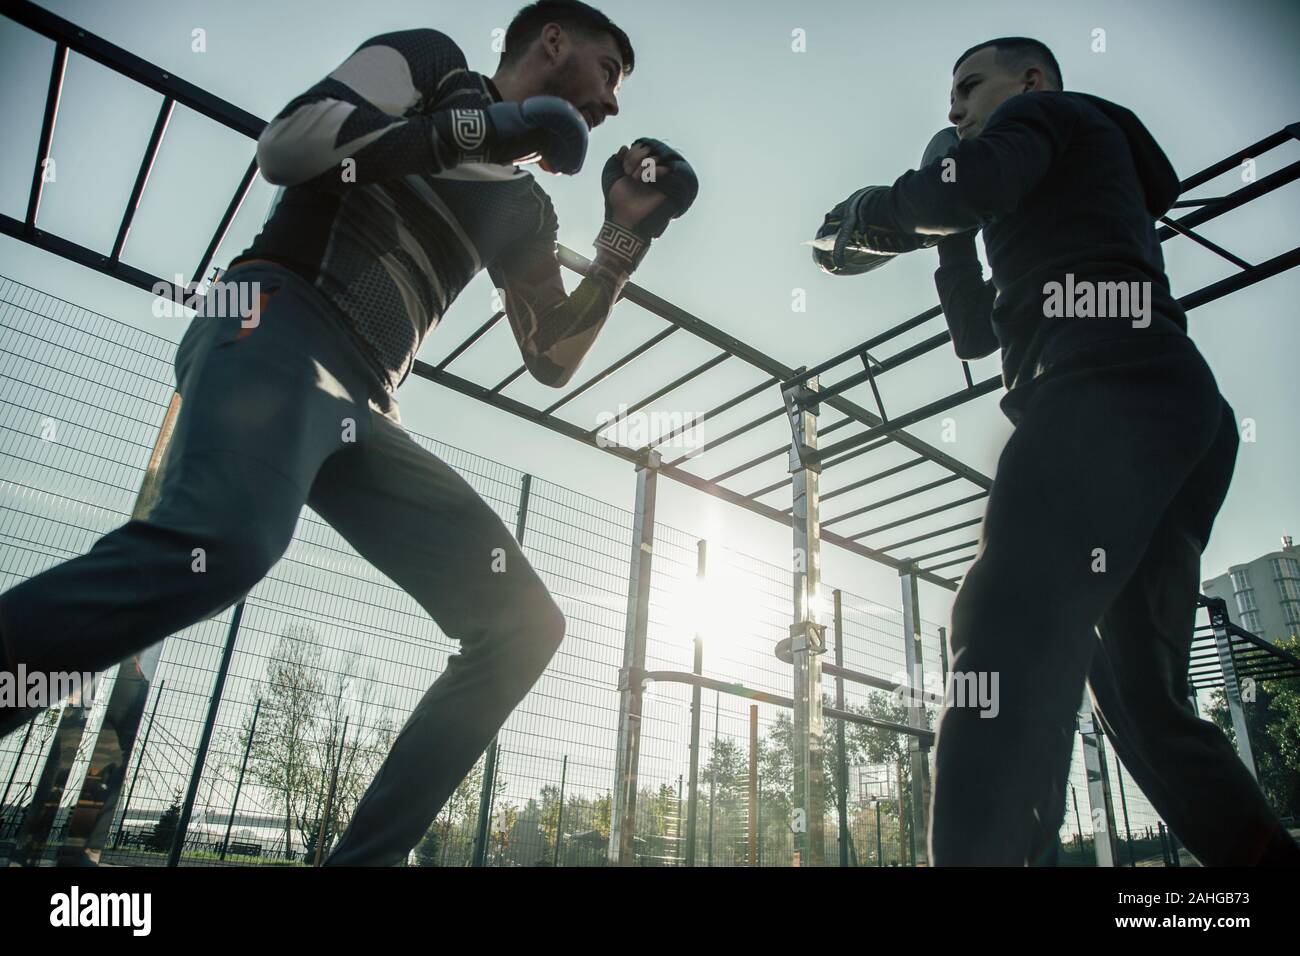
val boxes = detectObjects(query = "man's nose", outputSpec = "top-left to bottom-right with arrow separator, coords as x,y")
948,105 -> 963,126
603,94 -> 619,119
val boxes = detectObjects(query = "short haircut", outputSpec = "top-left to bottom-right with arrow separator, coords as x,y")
500,0 -> 635,76
954,37 -> 1062,90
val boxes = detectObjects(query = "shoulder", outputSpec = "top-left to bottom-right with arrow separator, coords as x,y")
986,91 -> 1083,129
353,29 -> 470,91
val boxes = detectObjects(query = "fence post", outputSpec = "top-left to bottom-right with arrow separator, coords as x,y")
899,564 -> 931,865
220,696 -> 259,861
685,538 -> 706,866
167,598 -> 246,867
785,372 -> 826,867
609,450 -> 660,865
473,473 -> 532,866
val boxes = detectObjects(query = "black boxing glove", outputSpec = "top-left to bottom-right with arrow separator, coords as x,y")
601,138 -> 699,239
445,96 -> 588,172
812,185 -> 939,276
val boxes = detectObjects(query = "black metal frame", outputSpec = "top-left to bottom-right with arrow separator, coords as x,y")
3,0 -> 1298,597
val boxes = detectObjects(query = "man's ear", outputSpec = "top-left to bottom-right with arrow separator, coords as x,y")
1024,66 -> 1046,92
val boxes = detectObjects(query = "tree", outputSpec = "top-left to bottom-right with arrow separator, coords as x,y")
146,788 -> 184,853
1206,635 -> 1300,820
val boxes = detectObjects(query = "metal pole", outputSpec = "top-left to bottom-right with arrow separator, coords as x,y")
1078,694 -> 1119,867
115,680 -> 165,850
313,715 -> 348,866
748,704 -> 758,867
899,564 -> 931,865
685,538 -> 705,867
676,773 -> 683,866
785,373 -> 826,867
474,473 -> 532,866
220,697 -> 259,861
167,598 -> 245,867
833,589 -> 848,868
1206,598 -> 1259,778
708,690 -> 718,866
553,754 -> 567,867
610,450 -> 659,866
0,715 -> 36,822
1070,784 -> 1084,857
876,799 -> 883,866
1115,761 -> 1136,867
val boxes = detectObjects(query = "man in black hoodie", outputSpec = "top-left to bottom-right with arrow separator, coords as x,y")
828,37 -> 1298,865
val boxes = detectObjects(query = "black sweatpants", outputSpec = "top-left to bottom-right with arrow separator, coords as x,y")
929,331 -> 1300,866
0,261 -> 566,865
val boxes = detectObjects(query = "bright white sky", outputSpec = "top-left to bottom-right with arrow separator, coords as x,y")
1,0 -> 1298,629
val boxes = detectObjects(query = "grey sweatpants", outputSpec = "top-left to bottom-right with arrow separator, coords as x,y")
0,261 -> 566,865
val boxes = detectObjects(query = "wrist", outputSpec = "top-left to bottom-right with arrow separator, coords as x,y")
594,219 -> 648,272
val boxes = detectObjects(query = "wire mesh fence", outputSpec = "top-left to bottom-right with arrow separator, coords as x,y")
1,273 -> 1171,866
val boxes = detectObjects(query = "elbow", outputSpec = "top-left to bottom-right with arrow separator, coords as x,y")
527,355 -> 573,388
256,136 -> 295,187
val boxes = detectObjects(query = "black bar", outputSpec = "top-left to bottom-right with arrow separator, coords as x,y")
436,311 -> 505,371
1157,161 -> 1300,240
554,338 -> 721,418
819,455 -> 926,504
1157,216 -> 1252,270
26,41 -> 67,232
878,516 -> 984,553
1178,126 -> 1293,192
192,158 -> 260,287
850,492 -> 988,541
911,538 -> 980,563
6,0 -> 266,139
822,474 -> 961,529
1179,247 -> 1300,311
816,376 -> 1003,464
112,98 -> 174,263
189,158 -> 258,286
544,326 -> 679,415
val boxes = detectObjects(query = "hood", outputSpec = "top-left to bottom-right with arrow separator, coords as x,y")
1075,93 -> 1181,217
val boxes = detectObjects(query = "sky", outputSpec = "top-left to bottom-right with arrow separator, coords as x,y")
1,0 -> 1298,631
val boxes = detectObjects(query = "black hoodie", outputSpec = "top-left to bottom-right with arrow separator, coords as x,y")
862,91 -> 1186,398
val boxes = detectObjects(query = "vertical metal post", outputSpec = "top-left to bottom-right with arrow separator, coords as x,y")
675,773 -> 683,865
0,716 -> 36,822
553,754 -> 567,867
708,691 -> 718,866
1078,693 -> 1119,867
116,681 -> 165,850
748,704 -> 758,867
875,799 -> 883,866
833,590 -> 849,868
938,625 -> 950,684
1115,761 -> 1136,867
166,598 -> 245,867
899,564 -> 931,865
609,449 -> 660,865
1206,598 -> 1258,778
220,697 -> 259,861
1070,784 -> 1084,856
313,715 -> 348,866
474,473 -> 532,866
685,539 -> 705,866
785,373 -> 826,867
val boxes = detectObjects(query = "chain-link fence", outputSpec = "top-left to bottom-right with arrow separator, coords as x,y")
1,273 -> 1167,866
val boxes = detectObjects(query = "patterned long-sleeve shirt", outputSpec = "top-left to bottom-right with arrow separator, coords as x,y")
232,28 -> 647,392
